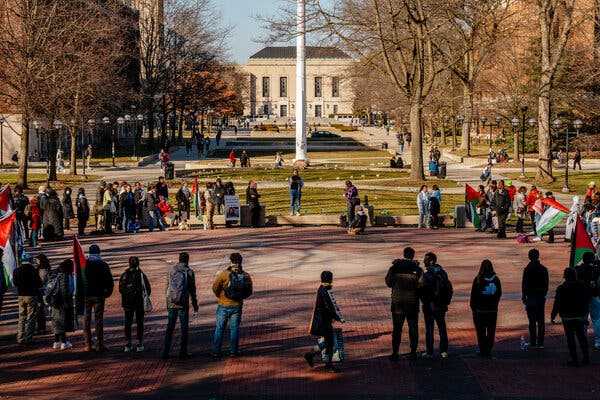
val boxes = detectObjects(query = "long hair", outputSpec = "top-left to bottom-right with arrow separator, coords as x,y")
477,259 -> 495,284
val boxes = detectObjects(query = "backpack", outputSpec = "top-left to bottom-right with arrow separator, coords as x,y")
432,270 -> 453,306
44,272 -> 63,307
167,268 -> 188,307
224,271 -> 252,301
121,270 -> 142,305
481,279 -> 498,296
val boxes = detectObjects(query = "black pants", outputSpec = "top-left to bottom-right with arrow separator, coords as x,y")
496,212 -> 507,238
473,311 -> 497,356
103,210 -> 112,233
529,212 -> 537,235
423,305 -> 448,354
392,311 -> 418,355
431,213 -> 440,228
124,306 -> 145,345
525,297 -> 545,347
78,217 -> 87,236
573,159 -> 582,170
322,327 -> 334,363
563,319 -> 589,363
250,205 -> 261,227
516,218 -> 524,233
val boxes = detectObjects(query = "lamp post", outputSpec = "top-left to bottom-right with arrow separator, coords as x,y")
116,117 -> 125,167
456,115 -> 465,153
102,117 -> 114,167
0,116 -> 6,166
85,119 -> 95,176
32,120 -> 41,161
135,114 -> 144,160
50,120 -> 63,182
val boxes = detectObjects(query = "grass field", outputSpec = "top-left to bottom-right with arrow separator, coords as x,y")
504,171 -> 600,194
0,173 -> 99,189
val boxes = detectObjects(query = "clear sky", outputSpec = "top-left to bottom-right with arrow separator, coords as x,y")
217,0 -> 286,64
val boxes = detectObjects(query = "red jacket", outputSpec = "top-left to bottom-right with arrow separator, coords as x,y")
526,189 -> 539,210
157,200 -> 172,215
29,204 -> 41,230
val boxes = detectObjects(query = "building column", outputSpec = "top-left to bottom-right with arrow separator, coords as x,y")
295,0 -> 308,166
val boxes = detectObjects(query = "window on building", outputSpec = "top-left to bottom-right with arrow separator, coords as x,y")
263,104 -> 269,115
333,105 -> 338,115
315,105 -> 322,118
314,76 -> 322,98
280,105 -> 288,117
262,77 -> 270,98
332,77 -> 340,98
279,77 -> 287,98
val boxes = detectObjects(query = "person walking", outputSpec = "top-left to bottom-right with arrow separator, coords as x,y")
246,181 -> 261,228
62,187 -> 74,231
521,249 -> 549,349
514,186 -> 528,234
76,188 -> 90,236
420,252 -> 452,358
13,254 -> 42,344
228,150 -> 237,167
211,252 -> 253,358
470,259 -> 502,357
344,180 -> 359,228
119,256 -> 151,353
289,169 -> 304,216
46,259 -> 75,350
304,270 -> 345,373
429,185 -> 442,229
573,148 -> 582,171
162,252 -> 199,359
417,185 -> 430,229
551,268 -> 591,366
574,252 -> 600,350
84,144 -> 93,172
385,247 -> 423,361
491,180 -> 511,238
83,244 -> 114,352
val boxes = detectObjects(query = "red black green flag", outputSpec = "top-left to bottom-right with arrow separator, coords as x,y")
465,184 -> 481,229
570,216 -> 596,267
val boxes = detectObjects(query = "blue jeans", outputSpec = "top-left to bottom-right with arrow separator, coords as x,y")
30,229 -> 39,247
162,308 -> 189,356
290,190 -> 301,214
212,305 -> 242,355
590,297 -> 600,345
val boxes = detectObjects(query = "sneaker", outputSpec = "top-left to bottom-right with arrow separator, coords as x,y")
136,344 -> 145,352
60,341 -> 72,350
441,352 -> 449,359
420,352 -> 433,359
304,352 -> 315,368
52,342 -> 61,350
124,345 -> 132,353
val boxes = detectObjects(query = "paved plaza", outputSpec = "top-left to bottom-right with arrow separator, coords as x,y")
1,227 -> 600,400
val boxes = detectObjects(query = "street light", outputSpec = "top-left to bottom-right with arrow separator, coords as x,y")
135,114 -> 144,160
0,116 -> 6,166
117,117 -> 125,167
102,117 -> 116,167
32,120 -> 41,161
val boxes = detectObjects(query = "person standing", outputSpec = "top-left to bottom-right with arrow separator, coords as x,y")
228,149 -> 237,167
470,259 -> 502,357
216,129 -> 222,146
42,189 -> 64,240
417,185 -> 430,229
13,186 -> 30,240
76,188 -> 90,236
35,254 -> 50,334
211,253 -> 253,358
13,255 -> 42,344
84,144 -> 93,172
304,270 -> 345,373
46,259 -> 75,350
491,180 -> 511,238
62,187 -> 74,231
156,177 -> 169,201
246,181 -> 261,228
521,249 -> 549,349
119,256 -> 151,353
514,186 -> 528,234
102,184 -> 113,234
176,182 -> 192,222
144,186 -> 160,232
526,186 -> 540,235
28,197 -> 42,247
214,178 -> 225,215
344,180 -> 359,228
240,151 -> 250,168
83,244 -> 114,352
574,252 -> 600,350
385,247 -> 423,361
204,182 -> 217,230
121,185 -> 136,232
477,185 -> 488,232
429,185 -> 442,229
94,182 -> 106,232
289,169 -> 304,216
162,252 -> 199,359
551,268 -> 591,366
420,252 -> 452,358
573,148 -> 582,171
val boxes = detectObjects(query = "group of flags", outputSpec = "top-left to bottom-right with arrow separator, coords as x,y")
465,183 -> 596,267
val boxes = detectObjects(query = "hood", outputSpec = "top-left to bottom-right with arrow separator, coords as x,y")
173,262 -> 189,273
483,274 -> 496,282
228,264 -> 242,273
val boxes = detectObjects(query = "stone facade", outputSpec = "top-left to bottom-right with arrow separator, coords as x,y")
242,46 -> 355,122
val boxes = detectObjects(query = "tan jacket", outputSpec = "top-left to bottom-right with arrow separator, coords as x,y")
212,265 -> 252,307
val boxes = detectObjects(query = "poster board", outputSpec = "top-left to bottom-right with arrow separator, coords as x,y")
224,195 -> 241,223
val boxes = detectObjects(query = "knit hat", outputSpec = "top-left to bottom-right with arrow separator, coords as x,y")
89,244 -> 101,255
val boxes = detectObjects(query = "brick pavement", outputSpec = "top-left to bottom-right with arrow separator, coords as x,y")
1,227 -> 599,400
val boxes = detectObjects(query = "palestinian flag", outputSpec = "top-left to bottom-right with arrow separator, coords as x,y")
0,211 -> 17,288
536,197 -> 569,237
73,237 -> 87,294
192,176 -> 200,216
0,185 -> 11,213
465,184 -> 481,229
570,216 -> 596,267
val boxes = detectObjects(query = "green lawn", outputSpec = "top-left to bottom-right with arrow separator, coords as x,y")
504,171 -> 600,194
0,173 -> 99,190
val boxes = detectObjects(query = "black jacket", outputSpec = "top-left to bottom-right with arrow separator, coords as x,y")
13,263 -> 42,296
119,268 -> 151,309
385,259 -> 423,313
176,188 -> 192,213
551,280 -> 591,321
156,182 -> 169,200
13,194 -> 29,221
470,274 -> 502,312
421,264 -> 452,311
574,262 -> 600,297
491,189 -> 511,214
309,285 -> 342,336
522,261 -> 549,301
76,195 -> 90,220
246,188 -> 260,207
84,256 -> 114,298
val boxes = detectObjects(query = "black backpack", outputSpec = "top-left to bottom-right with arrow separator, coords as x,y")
121,270 -> 142,304
224,272 -> 252,301
167,269 -> 188,307
432,271 -> 453,306
44,272 -> 63,307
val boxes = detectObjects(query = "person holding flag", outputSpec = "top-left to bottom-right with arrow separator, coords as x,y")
13,253 -> 42,344
465,184 -> 482,231
535,192 -> 570,243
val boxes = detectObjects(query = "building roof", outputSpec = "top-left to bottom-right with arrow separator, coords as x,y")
249,46 -> 351,60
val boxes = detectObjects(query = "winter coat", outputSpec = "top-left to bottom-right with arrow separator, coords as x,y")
491,189 -> 511,214
165,262 -> 198,311
13,263 -> 42,296
13,194 -> 29,221
83,255 -> 114,299
470,275 -> 502,313
156,182 -> 169,200
551,280 -> 592,321
76,195 -> 90,221
48,270 -> 75,334
385,259 -> 423,314
176,188 -> 192,214
521,261 -> 549,302
514,192 -> 527,219
119,268 -> 151,309
214,184 -> 225,205
42,194 -> 64,239
417,191 -> 430,214
121,192 -> 136,218
144,191 -> 158,213
309,285 -> 343,336
246,187 -> 260,207
420,264 -> 452,312
574,261 -> 600,298
157,199 -> 172,215
29,203 -> 42,231
212,264 -> 253,307
62,191 -> 74,219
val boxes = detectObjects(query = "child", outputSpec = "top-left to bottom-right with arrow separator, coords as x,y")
157,195 -> 175,228
29,198 -> 41,248
304,271 -> 345,373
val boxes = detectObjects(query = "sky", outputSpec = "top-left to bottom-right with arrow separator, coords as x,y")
217,0 -> 285,64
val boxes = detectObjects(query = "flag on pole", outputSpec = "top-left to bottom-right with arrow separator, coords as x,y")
192,176 -> 200,217
0,185 -> 11,213
465,184 -> 481,229
570,216 -> 596,267
0,211 -> 17,288
73,237 -> 87,295
536,197 -> 570,237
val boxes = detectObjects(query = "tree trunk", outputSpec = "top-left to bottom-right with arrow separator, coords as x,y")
537,74 -> 554,181
409,103 -> 425,181
17,118 -> 30,188
48,131 -> 58,182
460,81 -> 474,154
177,109 -> 184,142
70,125 -> 78,175
513,126 -> 520,162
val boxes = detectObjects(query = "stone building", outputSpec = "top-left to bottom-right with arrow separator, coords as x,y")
242,46 -> 355,122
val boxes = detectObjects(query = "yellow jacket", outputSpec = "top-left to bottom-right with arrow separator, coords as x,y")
212,266 -> 253,307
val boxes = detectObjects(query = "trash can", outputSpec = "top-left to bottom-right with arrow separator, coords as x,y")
165,162 -> 175,180
428,160 -> 439,176
454,205 -> 467,228
438,161 -> 447,179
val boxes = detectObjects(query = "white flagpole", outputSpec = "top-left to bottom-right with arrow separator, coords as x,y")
294,0 -> 308,166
